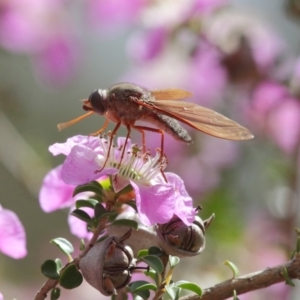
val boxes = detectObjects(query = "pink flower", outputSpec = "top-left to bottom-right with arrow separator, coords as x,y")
39,165 -> 75,212
52,135 -> 196,226
127,26 -> 168,62
0,206 -> 27,259
248,82 -> 300,154
86,0 -> 146,30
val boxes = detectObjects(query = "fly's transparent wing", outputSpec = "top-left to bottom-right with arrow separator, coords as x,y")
151,89 -> 193,100
149,100 -> 253,140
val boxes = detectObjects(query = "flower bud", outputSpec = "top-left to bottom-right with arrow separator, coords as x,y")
156,214 -> 214,257
79,233 -> 136,296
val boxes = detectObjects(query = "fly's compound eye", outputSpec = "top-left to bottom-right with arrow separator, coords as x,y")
89,89 -> 107,115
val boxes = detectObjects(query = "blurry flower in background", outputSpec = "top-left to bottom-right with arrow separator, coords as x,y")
0,0 -> 80,86
247,81 -> 300,154
86,0 -> 146,30
0,205 -> 27,259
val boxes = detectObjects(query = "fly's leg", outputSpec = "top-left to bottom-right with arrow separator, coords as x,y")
89,118 -> 110,136
95,122 -> 121,173
132,125 -> 165,157
132,124 -> 167,182
117,124 -> 131,168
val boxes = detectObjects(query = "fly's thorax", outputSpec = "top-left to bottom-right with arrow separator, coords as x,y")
105,83 -> 152,123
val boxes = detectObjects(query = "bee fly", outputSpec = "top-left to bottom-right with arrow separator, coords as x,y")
57,82 -> 253,168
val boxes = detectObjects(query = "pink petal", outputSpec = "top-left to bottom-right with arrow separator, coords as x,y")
166,173 -> 196,225
132,181 -> 175,226
0,207 -> 27,259
49,135 -> 103,156
39,165 -> 74,212
61,145 -> 117,185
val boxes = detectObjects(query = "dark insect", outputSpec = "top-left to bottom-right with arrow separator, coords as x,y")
58,82 -> 253,165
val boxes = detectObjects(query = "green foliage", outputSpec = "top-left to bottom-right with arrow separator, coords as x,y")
73,181 -> 104,197
41,260 -> 60,280
111,219 -> 139,230
50,287 -> 61,300
129,281 -> 157,299
169,256 -> 180,268
224,260 -> 239,278
174,281 -> 202,297
50,238 -> 74,260
70,209 -> 92,224
59,264 -> 83,289
282,267 -> 295,287
141,255 -> 164,274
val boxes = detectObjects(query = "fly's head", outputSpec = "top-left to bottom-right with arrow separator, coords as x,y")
83,89 -> 108,116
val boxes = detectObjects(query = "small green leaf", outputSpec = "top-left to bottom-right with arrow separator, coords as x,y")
233,290 -> 240,300
75,199 -> 98,209
175,281 -> 202,297
125,201 -> 138,212
94,203 -> 108,219
79,239 -> 85,251
169,256 -> 180,268
71,209 -> 92,224
129,281 -> 157,294
111,219 -> 138,230
51,238 -> 74,258
144,269 -> 156,281
73,181 -> 103,197
138,249 -> 149,258
142,255 -> 164,274
41,260 -> 60,279
59,264 -> 83,289
224,260 -> 239,278
282,267 -> 295,287
165,285 -> 180,300
50,287 -> 61,300
55,258 -> 62,272
132,290 -> 150,300
148,246 -> 164,257
115,184 -> 134,198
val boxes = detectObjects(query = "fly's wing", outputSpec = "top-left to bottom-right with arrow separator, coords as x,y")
142,99 -> 254,140
151,89 -> 193,100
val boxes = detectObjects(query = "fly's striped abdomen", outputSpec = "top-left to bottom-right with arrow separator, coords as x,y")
143,112 -> 192,143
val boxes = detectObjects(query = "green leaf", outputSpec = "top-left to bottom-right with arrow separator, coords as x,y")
175,281 -> 202,297
70,209 -> 92,224
165,285 -> 180,300
282,267 -> 295,287
233,290 -> 240,300
138,249 -> 149,258
148,246 -> 164,257
224,260 -> 239,278
79,239 -> 85,251
55,258 -> 63,272
132,290 -> 150,300
75,199 -> 98,209
50,287 -> 61,300
129,281 -> 157,293
59,264 -> 83,289
115,184 -> 134,198
144,269 -> 156,281
41,260 -> 60,280
50,238 -> 74,259
141,255 -> 164,274
125,201 -> 138,212
169,256 -> 180,268
94,203 -> 107,219
73,181 -> 103,197
111,219 -> 138,230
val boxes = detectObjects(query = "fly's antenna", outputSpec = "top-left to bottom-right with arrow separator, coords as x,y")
57,111 -> 94,131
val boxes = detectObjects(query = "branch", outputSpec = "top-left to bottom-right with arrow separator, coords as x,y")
180,254 -> 300,300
